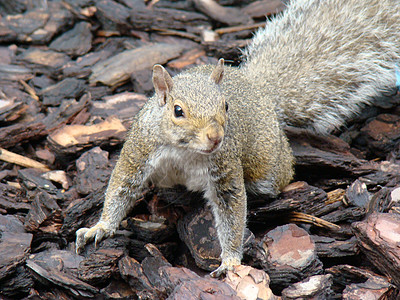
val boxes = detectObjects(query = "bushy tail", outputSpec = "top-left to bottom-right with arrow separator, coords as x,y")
241,0 -> 400,133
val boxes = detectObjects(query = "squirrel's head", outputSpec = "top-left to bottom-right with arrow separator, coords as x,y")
152,59 -> 227,155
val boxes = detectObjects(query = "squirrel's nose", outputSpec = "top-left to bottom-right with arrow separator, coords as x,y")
207,133 -> 222,146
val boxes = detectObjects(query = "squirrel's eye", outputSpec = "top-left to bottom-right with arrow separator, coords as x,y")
225,102 -> 229,112
174,105 -> 184,118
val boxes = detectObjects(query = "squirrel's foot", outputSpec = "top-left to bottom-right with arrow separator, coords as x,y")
75,221 -> 115,253
210,257 -> 241,278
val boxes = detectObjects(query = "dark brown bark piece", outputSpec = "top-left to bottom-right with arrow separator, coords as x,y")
249,181 -> 344,225
357,114 -> 400,158
286,127 -> 372,176
0,265 -> 33,298
0,121 -> 47,149
367,186 -> 400,214
89,43 -> 187,87
130,7 -> 209,31
345,179 -> 370,209
167,48 -> 207,69
95,0 -> 132,31
62,49 -> 114,78
16,48 -> 71,75
130,67 -> 154,95
177,204 -> 255,272
326,264 -> 397,300
342,276 -> 392,300
75,147 -> 112,195
312,235 -> 359,258
0,184 -> 31,213
39,78 -> 86,107
62,187 -> 106,239
100,280 -> 136,299
78,248 -> 124,285
2,2 -> 73,44
281,274 -> 334,300
141,246 -> 172,293
321,207 -> 366,224
0,0 -> 31,15
204,39 -> 250,63
352,213 -> 400,288
1,10 -> 49,40
0,232 -> 32,272
119,256 -> 153,290
242,0 -> 286,18
49,22 -> 92,56
89,92 -> 147,122
18,168 -> 57,192
280,182 -> 333,217
168,277 -> 240,300
0,214 -> 26,233
259,224 -> 323,291
0,64 -> 33,82
158,265 -> 201,293
41,93 -> 91,132
123,215 -> 176,243
24,190 -> 62,233
28,249 -> 84,272
193,0 -> 253,26
177,206 -> 222,271
0,230 -> 33,297
326,264 -> 383,287
26,251 -> 98,297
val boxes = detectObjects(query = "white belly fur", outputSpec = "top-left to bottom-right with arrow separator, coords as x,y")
148,146 -> 211,192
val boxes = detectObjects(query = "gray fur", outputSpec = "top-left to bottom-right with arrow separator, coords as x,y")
242,0 -> 400,133
76,0 -> 400,276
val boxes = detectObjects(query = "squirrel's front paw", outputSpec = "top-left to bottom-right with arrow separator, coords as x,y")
210,257 -> 241,278
75,221 -> 115,253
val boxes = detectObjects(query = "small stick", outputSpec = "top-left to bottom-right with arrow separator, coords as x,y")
147,0 -> 161,8
288,211 -> 341,230
215,22 -> 266,35
154,28 -> 201,42
19,80 -> 39,101
327,188 -> 346,205
0,148 -> 51,172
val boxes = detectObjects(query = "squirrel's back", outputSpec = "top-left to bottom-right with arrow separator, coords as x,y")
242,0 -> 400,133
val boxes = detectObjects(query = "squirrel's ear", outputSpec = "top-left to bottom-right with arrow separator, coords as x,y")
210,58 -> 224,85
152,64 -> 173,106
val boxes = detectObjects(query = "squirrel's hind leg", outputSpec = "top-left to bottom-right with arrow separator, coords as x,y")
245,178 -> 280,198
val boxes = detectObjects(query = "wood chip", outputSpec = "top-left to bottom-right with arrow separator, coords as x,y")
0,147 -> 50,171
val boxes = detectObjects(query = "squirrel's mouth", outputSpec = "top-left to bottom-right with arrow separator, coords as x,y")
200,149 -> 215,154
198,140 -> 223,155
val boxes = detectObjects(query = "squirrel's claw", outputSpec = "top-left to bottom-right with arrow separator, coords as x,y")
75,222 -> 113,253
210,257 -> 241,278
75,227 -> 89,253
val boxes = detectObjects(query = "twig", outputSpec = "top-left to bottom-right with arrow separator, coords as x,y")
327,188 -> 346,205
215,22 -> 266,35
288,211 -> 341,230
19,80 -> 39,101
0,148 -> 51,172
153,28 -> 201,42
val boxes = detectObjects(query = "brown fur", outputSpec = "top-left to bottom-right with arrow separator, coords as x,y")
76,0 -> 400,276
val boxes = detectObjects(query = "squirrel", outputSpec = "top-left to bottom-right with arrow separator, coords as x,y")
76,0 -> 400,277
